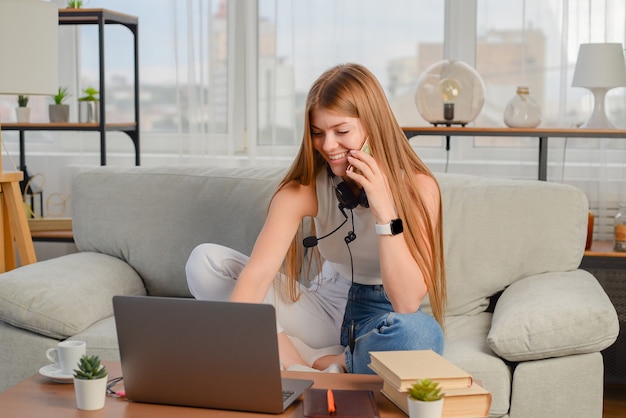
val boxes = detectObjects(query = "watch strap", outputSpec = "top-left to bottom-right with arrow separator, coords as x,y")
375,218 -> 403,236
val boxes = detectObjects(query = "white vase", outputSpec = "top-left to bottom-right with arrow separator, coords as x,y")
503,86 -> 541,128
407,397 -> 444,418
73,377 -> 107,410
15,107 -> 31,123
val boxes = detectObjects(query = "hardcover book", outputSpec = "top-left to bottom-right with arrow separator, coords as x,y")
381,380 -> 492,418
303,388 -> 379,418
368,350 -> 473,391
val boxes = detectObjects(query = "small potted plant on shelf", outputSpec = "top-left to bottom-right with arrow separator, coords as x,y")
49,86 -> 70,123
78,86 -> 99,123
73,354 -> 108,411
16,95 -> 30,123
67,0 -> 87,8
407,379 -> 445,418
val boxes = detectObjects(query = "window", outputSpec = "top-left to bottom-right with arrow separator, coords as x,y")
1,0 -> 623,239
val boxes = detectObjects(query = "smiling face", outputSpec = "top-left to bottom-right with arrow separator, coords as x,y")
310,107 -> 367,178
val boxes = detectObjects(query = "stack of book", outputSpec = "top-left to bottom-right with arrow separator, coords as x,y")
368,350 -> 491,418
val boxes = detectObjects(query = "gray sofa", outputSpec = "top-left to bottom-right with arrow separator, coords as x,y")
0,166 -> 619,417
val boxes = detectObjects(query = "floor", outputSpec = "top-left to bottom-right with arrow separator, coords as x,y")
603,384 -> 626,418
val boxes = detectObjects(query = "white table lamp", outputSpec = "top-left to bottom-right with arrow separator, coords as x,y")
0,0 -> 58,271
572,43 -> 626,129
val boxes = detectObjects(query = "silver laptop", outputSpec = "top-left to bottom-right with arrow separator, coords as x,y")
112,295 -> 313,414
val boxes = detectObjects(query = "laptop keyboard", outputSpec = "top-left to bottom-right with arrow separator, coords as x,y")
282,390 -> 295,402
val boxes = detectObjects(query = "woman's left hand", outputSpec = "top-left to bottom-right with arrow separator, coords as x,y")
345,149 -> 397,224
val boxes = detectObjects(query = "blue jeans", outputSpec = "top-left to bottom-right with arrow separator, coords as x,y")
340,283 -> 444,374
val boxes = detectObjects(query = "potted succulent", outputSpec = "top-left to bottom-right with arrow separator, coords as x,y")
78,86 -> 100,123
49,87 -> 70,123
73,354 -> 108,411
16,95 -> 30,123
407,379 -> 444,418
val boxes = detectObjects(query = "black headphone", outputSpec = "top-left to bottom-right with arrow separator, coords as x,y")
302,166 -> 367,248
330,165 -> 369,211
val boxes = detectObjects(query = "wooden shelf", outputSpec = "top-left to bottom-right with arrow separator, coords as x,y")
1,8 -> 140,208
581,241 -> 626,271
27,218 -> 74,243
2,8 -> 142,168
2,122 -> 136,131
402,126 -> 626,138
27,218 -> 72,232
402,126 -> 626,181
585,241 -> 626,258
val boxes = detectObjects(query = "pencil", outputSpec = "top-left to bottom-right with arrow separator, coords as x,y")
327,389 -> 336,415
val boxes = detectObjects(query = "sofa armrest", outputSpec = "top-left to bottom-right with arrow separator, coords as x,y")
486,270 -> 619,362
0,252 -> 146,339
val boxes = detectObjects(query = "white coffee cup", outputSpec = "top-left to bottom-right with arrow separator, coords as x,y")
46,340 -> 86,376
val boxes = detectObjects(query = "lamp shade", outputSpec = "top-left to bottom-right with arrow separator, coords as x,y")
572,43 -> 626,129
572,43 -> 626,89
0,0 -> 58,95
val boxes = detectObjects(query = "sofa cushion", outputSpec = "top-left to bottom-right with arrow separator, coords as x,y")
486,270 -> 619,361
0,252 -> 146,339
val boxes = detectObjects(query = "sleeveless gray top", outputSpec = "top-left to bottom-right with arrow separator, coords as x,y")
314,170 -> 383,285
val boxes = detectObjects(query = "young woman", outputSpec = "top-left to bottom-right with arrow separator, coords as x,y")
186,63 -> 446,374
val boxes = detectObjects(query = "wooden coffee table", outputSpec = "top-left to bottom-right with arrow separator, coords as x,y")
0,362 -> 406,417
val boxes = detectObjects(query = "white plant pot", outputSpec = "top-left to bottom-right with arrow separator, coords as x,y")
15,107 -> 30,123
78,100 -> 100,123
407,397 -> 444,418
73,377 -> 107,411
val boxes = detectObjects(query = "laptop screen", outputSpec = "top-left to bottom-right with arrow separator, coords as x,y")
112,296 -> 312,413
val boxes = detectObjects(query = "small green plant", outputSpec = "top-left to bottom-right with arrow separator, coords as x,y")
52,87 -> 70,105
17,95 -> 29,107
67,0 -> 84,8
78,87 -> 99,102
408,379 -> 444,402
73,355 -> 108,380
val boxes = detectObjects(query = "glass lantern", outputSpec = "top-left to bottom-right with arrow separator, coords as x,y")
415,60 -> 485,126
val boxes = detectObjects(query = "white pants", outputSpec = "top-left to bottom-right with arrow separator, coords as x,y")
185,243 -> 349,365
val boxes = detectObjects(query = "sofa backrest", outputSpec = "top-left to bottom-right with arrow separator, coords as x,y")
72,167 -> 588,316
436,173 -> 588,316
73,166 -> 285,297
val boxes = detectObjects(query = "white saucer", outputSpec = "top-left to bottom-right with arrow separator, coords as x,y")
39,364 -> 74,383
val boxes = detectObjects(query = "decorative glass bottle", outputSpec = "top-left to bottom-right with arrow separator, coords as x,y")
615,203 -> 626,252
503,86 -> 541,128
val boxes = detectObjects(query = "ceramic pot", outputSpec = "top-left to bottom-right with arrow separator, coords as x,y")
407,397 -> 444,418
15,107 -> 30,123
49,104 -> 70,123
78,100 -> 99,123
73,377 -> 107,410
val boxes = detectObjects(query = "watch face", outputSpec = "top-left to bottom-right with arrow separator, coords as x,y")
390,218 -> 403,235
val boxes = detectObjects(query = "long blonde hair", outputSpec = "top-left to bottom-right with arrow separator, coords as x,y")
274,63 -> 446,328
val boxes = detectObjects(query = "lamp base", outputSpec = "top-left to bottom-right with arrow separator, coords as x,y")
431,122 -> 468,127
580,87 -> 617,129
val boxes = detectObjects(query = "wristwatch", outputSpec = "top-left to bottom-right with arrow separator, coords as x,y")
375,218 -> 403,236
